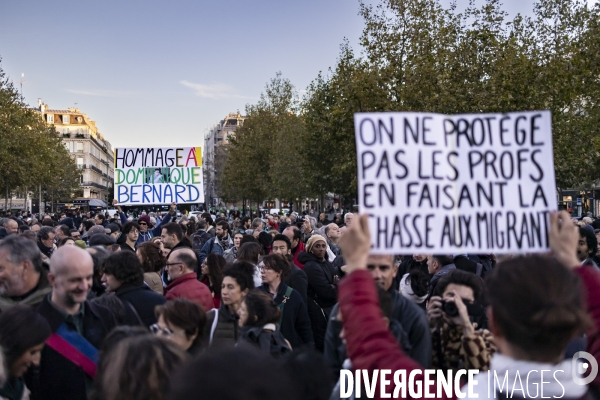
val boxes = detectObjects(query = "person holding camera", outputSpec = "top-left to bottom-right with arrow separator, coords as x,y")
426,269 -> 496,373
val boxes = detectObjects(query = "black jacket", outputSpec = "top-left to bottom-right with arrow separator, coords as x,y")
260,282 -> 313,349
297,251 -> 338,352
27,297 -> 117,400
324,287 -> 432,382
283,261 -> 308,305
115,283 -> 166,327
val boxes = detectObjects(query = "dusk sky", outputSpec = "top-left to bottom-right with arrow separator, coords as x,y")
0,0 -> 565,148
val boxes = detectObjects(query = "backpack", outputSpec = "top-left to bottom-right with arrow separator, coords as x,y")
191,230 -> 210,258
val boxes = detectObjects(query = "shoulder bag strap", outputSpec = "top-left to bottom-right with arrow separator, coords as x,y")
209,308 -> 219,345
125,301 -> 145,327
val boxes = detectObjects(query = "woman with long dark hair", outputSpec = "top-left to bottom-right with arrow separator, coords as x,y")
199,253 -> 225,309
137,241 -> 165,294
0,305 -> 51,400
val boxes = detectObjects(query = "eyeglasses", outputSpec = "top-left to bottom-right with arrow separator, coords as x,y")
150,323 -> 184,336
139,222 -> 147,225
259,264 -> 272,272
233,229 -> 244,234
165,262 -> 183,268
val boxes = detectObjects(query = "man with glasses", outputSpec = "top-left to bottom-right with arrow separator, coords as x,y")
164,248 -> 213,312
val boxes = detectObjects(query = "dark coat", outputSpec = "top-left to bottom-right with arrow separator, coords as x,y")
324,287 -> 432,382
202,302 -> 239,348
27,297 -> 117,400
115,283 -> 166,327
283,261 -> 308,305
298,251 -> 338,352
260,282 -> 314,349
428,263 -> 456,299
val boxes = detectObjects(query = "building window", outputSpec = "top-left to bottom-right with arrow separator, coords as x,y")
63,115 -> 70,124
47,114 -> 54,123
77,142 -> 83,152
76,157 -> 84,168
63,128 -> 70,134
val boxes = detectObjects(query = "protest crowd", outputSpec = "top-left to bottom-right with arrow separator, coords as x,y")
0,201 -> 599,400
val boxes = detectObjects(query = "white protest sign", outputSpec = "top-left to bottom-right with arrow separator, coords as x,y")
354,111 -> 556,254
114,147 -> 204,205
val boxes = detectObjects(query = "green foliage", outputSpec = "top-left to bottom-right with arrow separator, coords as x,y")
223,0 -> 600,201
0,59 -> 81,205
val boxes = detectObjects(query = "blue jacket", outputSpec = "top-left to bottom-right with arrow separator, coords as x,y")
198,236 -> 233,265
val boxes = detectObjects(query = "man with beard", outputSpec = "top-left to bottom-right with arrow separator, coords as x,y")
28,246 -> 117,400
0,235 -> 52,311
577,226 -> 598,268
198,220 -> 233,265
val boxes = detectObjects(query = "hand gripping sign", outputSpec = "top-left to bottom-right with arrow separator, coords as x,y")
354,111 -> 556,254
114,147 -> 204,205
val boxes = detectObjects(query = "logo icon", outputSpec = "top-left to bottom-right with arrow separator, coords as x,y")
572,351 -> 598,385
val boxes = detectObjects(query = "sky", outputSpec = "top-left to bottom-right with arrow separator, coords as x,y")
0,0 -> 561,148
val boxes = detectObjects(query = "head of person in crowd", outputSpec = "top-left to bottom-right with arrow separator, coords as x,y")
238,242 -> 261,265
70,229 -> 81,240
427,254 -> 454,275
89,233 -> 116,249
400,268 -> 430,304
153,298 -> 207,354
0,305 -> 51,380
106,223 -> 121,240
201,212 -> 214,227
577,226 -> 598,263
260,254 -> 291,288
252,218 -> 264,232
91,293 -> 128,325
306,234 -> 327,260
257,232 -> 272,255
343,212 -> 354,228
3,218 -> 18,236
57,237 -> 75,248
94,213 -> 105,226
19,230 -> 37,242
123,221 -> 140,244
238,289 -> 280,328
37,226 -> 55,248
54,224 -> 70,241
216,220 -> 230,239
87,224 -> 109,238
48,246 -> 94,310
231,229 -> 244,250
30,223 -> 41,233
168,347 -> 303,400
430,269 -> 485,326
282,226 -> 302,251
324,223 -> 340,244
0,235 -> 45,298
94,335 -> 186,400
41,217 -> 54,227
487,255 -> 590,362
201,253 -> 225,293
101,251 -> 144,292
413,254 -> 428,263
271,234 -> 292,257
366,254 -> 398,292
241,216 -> 252,230
17,224 -> 29,234
165,248 -> 197,282
138,214 -> 151,233
221,262 -> 255,314
137,241 -> 165,275
161,222 -> 183,250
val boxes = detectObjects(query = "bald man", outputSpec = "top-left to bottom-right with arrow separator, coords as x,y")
29,245 -> 117,400
164,248 -> 213,312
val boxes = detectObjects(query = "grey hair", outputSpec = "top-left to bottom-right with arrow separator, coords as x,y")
251,218 -> 263,229
307,216 -> 317,230
344,213 -> 354,222
0,235 -> 43,273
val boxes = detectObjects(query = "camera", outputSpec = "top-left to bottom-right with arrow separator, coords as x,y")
441,300 -> 459,317
440,300 -> 484,318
